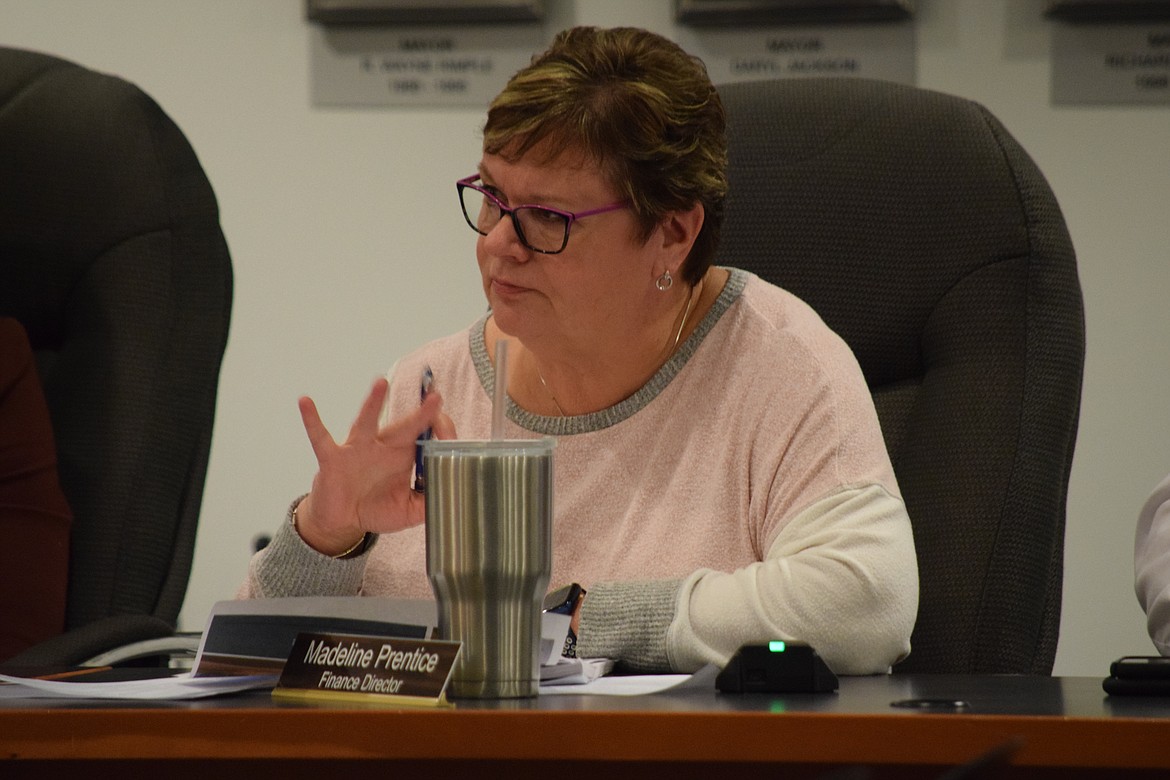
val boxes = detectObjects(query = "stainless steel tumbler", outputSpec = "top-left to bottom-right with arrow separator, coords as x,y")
423,438 -> 554,698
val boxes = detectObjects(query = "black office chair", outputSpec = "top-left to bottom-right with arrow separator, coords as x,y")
0,47 -> 233,667
718,77 -> 1084,675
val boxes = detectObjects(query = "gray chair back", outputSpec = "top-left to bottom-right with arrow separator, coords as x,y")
719,77 -> 1084,674
0,47 -> 232,664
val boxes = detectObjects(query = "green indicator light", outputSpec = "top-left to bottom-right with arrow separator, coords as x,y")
769,640 -> 786,653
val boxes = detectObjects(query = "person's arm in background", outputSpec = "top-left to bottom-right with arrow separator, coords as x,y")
0,318 -> 72,661
576,484 -> 916,676
1135,473 -> 1170,654
577,473 -> 916,676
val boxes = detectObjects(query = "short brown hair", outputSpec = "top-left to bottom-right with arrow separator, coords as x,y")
483,27 -> 728,285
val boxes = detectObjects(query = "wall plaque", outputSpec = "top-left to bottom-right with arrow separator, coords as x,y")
310,23 -> 547,107
674,22 -> 917,86
1052,23 -> 1170,104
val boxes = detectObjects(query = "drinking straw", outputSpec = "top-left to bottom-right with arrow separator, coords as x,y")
491,339 -> 509,439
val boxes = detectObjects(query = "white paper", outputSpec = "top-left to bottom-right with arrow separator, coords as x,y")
540,657 -> 615,686
0,665 -> 701,700
0,672 -> 278,700
538,672 -> 692,696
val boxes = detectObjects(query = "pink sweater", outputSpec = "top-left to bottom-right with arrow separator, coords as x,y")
243,269 -> 918,674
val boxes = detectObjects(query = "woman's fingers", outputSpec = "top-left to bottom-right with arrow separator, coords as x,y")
348,377 -> 390,440
433,409 -> 457,440
380,388 -> 446,445
298,395 -> 335,461
294,379 -> 449,538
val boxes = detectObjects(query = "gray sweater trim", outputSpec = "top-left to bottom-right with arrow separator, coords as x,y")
470,267 -> 749,436
252,496 -> 376,598
576,578 -> 683,673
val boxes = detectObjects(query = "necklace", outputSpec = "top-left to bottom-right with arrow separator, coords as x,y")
535,282 -> 699,417
670,281 -> 698,356
536,368 -> 567,416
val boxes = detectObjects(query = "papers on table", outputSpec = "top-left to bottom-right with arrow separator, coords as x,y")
0,597 -> 705,700
0,668 -> 695,700
0,672 -> 278,700
540,656 -> 616,686
540,664 -> 719,696
540,673 -> 692,696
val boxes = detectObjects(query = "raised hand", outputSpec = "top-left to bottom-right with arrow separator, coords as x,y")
292,376 -> 453,556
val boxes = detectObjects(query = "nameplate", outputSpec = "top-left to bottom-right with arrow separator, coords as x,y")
675,22 -> 917,87
273,631 -> 460,707
309,24 -> 548,107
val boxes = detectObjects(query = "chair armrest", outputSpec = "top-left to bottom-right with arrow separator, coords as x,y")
0,614 -> 175,669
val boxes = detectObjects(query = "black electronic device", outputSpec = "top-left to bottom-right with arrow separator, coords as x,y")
1103,655 -> 1170,696
715,641 -> 838,693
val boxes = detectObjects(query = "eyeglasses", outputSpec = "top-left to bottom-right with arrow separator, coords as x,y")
456,174 -> 628,254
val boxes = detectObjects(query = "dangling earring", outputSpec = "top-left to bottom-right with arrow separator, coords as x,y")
655,270 -> 673,291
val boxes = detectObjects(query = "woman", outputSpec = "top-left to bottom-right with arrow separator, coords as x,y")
240,26 -> 918,675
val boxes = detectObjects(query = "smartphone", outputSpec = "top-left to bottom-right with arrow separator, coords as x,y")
1110,655 -> 1170,680
1103,655 -> 1170,696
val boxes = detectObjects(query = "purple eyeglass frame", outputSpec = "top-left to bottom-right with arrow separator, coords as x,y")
456,174 -> 628,254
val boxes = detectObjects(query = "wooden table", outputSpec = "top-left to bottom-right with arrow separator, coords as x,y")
4,671 -> 1170,778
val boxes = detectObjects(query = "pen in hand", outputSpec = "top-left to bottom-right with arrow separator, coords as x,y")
413,366 -> 434,493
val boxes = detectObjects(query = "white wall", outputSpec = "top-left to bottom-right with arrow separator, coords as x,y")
3,0 -> 1167,678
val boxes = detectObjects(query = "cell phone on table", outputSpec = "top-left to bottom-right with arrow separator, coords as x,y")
1111,655 -> 1170,679
1103,655 -> 1170,696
